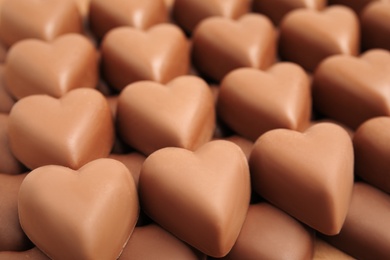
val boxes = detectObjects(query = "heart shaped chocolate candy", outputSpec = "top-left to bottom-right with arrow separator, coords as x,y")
250,123 -> 354,235
117,76 -> 215,155
139,140 -> 251,257
18,158 -> 139,260
8,88 -> 114,170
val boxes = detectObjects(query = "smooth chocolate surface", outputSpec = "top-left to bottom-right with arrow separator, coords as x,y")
328,0 -> 382,13
361,1 -> 390,51
120,224 -> 202,260
221,203 -> 314,260
279,5 -> 359,71
0,66 -> 15,113
117,76 -> 215,155
252,0 -> 326,25
223,135 -> 253,160
353,117 -> 390,193
0,173 -> 30,251
250,123 -> 354,235
0,114 -> 23,174
8,88 -> 114,170
218,63 -> 311,141
108,153 -> 146,187
18,158 -> 139,260
5,34 -> 98,99
101,24 -> 190,91
0,247 -> 49,260
173,0 -> 251,33
89,0 -> 168,39
313,49 -> 390,129
192,13 -> 276,82
324,182 -> 390,259
139,140 -> 251,257
0,0 -> 82,47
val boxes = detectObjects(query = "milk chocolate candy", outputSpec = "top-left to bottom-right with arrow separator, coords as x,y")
361,1 -> 390,51
0,66 -> 15,113
0,0 -> 82,47
353,117 -> 390,193
324,182 -> 390,259
73,0 -> 90,17
101,24 -> 190,91
0,114 -> 24,174
89,0 -> 168,39
328,0 -> 382,14
139,140 -> 251,257
221,203 -> 314,260
313,49 -> 390,129
108,152 -> 146,187
218,64 -> 311,141
0,247 -> 49,260
224,135 -> 253,160
18,158 -> 139,260
117,76 -> 215,156
8,88 -> 114,170
5,34 -> 98,100
0,173 -> 30,251
279,5 -> 359,72
120,224 -> 202,260
252,0 -> 326,25
172,0 -> 251,33
192,13 -> 276,82
250,123 -> 354,235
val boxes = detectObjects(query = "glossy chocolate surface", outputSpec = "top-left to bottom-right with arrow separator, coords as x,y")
0,114 -> 23,174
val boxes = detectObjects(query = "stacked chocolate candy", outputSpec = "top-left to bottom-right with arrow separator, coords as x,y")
0,0 -> 390,259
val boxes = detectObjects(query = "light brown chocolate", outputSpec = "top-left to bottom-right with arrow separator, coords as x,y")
0,66 -> 15,113
8,88 -> 114,170
279,5 -> 359,71
101,24 -> 190,91
361,1 -> 390,51
73,0 -> 90,17
0,114 -> 24,174
0,173 -> 30,251
250,123 -> 354,235
252,0 -> 326,25
324,182 -> 390,259
117,76 -> 215,155
353,117 -> 390,193
18,158 -> 139,260
5,34 -> 98,100
120,224 -> 202,260
218,64 -> 311,141
313,49 -> 390,129
328,0 -> 382,14
221,203 -> 314,260
89,0 -> 168,39
139,140 -> 251,257
172,0 -> 251,33
0,0 -> 82,47
192,13 -> 276,82
223,135 -> 253,160
108,153 -> 146,187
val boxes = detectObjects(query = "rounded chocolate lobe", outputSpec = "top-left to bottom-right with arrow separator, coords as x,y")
18,158 -> 139,260
217,64 -> 311,141
0,66 -> 16,114
328,0 -> 380,14
361,1 -> 390,51
250,123 -> 354,235
139,140 -> 251,257
324,182 -> 390,259
0,114 -> 24,174
252,0 -> 326,25
101,24 -> 190,91
108,152 -> 146,187
221,203 -> 314,260
0,0 -> 82,47
117,76 -> 215,156
89,0 -> 168,39
353,117 -> 390,193
0,173 -> 31,251
172,0 -> 251,33
0,247 -> 49,260
312,49 -> 390,129
192,13 -> 276,82
8,88 -> 114,170
120,224 -> 202,260
279,5 -> 360,72
5,34 -> 99,100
